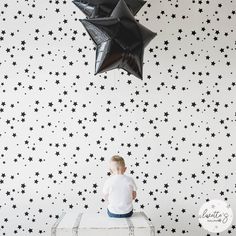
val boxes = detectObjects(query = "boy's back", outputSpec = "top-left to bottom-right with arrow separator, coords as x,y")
103,174 -> 137,214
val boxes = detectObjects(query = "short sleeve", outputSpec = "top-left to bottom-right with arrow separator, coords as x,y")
102,179 -> 110,195
130,177 -> 137,191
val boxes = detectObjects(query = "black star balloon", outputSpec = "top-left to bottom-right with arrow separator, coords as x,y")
72,0 -> 146,18
79,0 -> 157,79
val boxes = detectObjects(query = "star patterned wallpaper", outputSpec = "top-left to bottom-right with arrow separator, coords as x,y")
0,0 -> 236,235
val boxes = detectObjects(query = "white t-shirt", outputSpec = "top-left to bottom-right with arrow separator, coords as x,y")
102,174 -> 137,214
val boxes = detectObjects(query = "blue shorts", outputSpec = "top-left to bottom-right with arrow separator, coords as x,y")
107,208 -> 133,218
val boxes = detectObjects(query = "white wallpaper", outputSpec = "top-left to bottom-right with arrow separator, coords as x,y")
0,0 -> 236,235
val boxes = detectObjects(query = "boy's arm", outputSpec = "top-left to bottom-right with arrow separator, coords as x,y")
102,180 -> 109,201
131,178 -> 137,200
132,191 -> 137,200
103,193 -> 109,201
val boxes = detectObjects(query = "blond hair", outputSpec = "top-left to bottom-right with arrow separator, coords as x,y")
110,155 -> 125,171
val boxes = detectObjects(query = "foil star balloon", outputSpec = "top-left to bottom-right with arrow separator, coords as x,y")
79,0 -> 157,79
73,0 -> 146,18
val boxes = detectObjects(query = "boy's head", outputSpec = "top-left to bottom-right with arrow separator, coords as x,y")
109,155 -> 127,174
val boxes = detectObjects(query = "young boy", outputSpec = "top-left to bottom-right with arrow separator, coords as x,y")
102,155 -> 137,218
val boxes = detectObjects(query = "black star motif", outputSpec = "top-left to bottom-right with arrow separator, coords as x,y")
80,0 -> 156,79
73,0 -> 146,18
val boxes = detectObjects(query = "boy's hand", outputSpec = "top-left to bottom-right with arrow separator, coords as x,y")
132,191 -> 137,200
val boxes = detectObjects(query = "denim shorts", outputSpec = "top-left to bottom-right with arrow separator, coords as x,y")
107,208 -> 133,218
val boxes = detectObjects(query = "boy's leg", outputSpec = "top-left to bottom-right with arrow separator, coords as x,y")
107,208 -> 133,218
107,208 -> 121,218
123,209 -> 133,217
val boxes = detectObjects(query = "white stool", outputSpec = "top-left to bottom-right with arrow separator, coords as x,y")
51,210 -> 155,236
